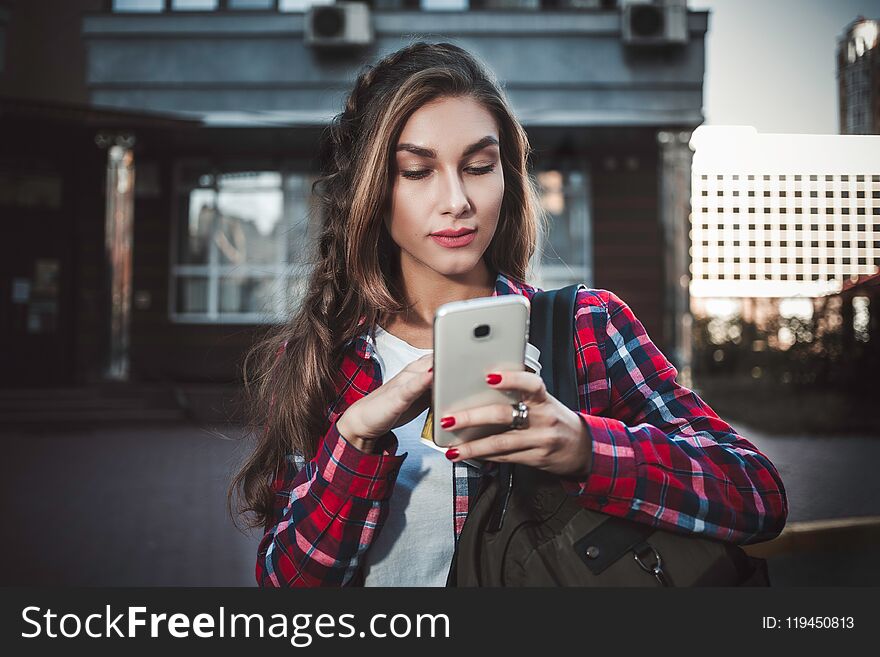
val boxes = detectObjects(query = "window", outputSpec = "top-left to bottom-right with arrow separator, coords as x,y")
171,0 -> 219,9
280,0 -> 339,10
172,166 -> 318,323
533,169 -> 593,290
229,0 -> 277,8
113,0 -> 165,10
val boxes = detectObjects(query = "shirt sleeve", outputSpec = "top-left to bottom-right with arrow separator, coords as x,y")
256,421 -> 407,587
559,289 -> 789,545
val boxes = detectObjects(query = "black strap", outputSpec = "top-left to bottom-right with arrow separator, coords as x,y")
487,284 -> 585,532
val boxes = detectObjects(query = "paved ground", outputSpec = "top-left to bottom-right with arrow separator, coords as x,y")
732,422 -> 880,524
0,420 -> 877,586
730,422 -> 880,586
0,422 -> 260,586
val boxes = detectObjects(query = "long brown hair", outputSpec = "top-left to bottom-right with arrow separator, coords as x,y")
228,40 -> 547,531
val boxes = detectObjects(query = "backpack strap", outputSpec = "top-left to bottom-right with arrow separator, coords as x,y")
487,284 -> 585,532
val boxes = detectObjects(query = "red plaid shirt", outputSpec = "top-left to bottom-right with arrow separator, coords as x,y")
257,272 -> 788,587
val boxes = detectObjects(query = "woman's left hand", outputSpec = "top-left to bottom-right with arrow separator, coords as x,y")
441,371 -> 592,478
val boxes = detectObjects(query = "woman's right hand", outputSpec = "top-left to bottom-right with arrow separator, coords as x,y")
336,353 -> 434,453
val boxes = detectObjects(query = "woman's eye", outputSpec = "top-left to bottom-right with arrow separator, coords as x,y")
401,163 -> 496,180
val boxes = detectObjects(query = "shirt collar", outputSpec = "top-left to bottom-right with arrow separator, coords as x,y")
345,271 -> 536,361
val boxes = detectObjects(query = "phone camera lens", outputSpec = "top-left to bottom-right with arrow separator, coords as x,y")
474,324 -> 490,338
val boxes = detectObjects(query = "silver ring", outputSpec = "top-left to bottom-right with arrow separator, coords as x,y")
510,401 -> 529,430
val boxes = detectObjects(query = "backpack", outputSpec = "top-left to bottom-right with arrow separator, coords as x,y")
446,284 -> 770,586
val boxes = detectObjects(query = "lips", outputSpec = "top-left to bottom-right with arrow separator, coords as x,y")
430,229 -> 477,249
431,228 -> 476,238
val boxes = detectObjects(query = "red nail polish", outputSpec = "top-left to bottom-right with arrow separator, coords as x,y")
428,366 -> 432,372
486,373 -> 502,385
445,448 -> 459,460
440,416 -> 455,429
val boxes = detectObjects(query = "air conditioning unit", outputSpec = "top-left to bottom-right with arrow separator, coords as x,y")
305,2 -> 373,49
622,0 -> 688,47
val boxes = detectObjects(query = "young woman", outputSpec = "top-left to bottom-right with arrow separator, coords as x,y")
228,41 -> 788,588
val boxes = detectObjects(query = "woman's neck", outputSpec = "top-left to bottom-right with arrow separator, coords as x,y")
381,260 -> 496,338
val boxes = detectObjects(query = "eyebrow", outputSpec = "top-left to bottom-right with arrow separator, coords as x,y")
395,135 -> 500,159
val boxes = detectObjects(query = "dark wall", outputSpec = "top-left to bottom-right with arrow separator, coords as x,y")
0,0 -> 102,104
0,113 -> 107,386
591,145 -> 665,352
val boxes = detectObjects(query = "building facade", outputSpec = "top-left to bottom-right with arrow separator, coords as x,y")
690,126 -> 880,301
838,16 -> 880,135
2,0 -> 706,387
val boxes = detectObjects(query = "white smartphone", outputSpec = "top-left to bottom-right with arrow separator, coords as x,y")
432,294 -> 530,449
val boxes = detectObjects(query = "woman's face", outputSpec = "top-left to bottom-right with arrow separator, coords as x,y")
386,95 -> 504,279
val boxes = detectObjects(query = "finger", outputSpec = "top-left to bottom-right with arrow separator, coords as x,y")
410,353 -> 434,371
399,367 -> 433,401
440,402 -> 521,432
450,429 -> 544,462
485,370 -> 548,402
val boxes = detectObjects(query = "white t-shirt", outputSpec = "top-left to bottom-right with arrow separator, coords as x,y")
360,325 -> 455,587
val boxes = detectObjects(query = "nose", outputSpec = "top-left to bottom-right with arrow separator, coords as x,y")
441,169 -> 472,217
